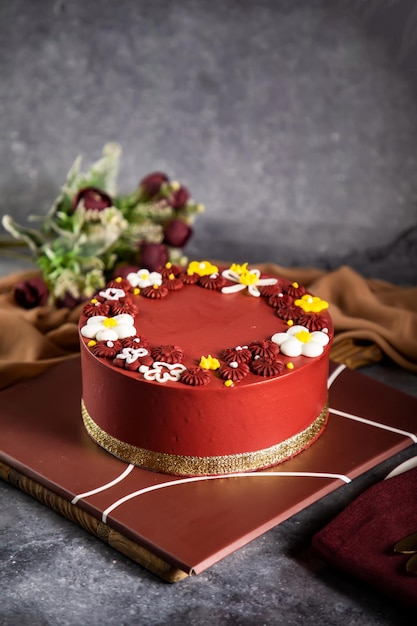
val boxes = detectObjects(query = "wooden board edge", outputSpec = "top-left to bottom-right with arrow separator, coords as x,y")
0,460 -> 190,584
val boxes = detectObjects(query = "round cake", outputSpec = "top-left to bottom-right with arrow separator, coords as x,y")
79,261 -> 333,475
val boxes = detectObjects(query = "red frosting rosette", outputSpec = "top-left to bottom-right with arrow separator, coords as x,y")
295,313 -> 329,332
284,282 -> 306,298
219,361 -> 250,382
137,354 -> 155,368
268,293 -> 293,309
163,274 -> 185,291
180,272 -> 199,285
248,339 -> 280,360
90,339 -> 123,359
198,273 -> 227,291
222,346 -> 252,364
141,284 -> 169,299
250,357 -> 285,377
83,300 -> 111,318
156,263 -> 183,279
275,305 -> 300,322
121,335 -> 151,351
106,277 -> 132,292
258,281 -> 283,297
113,357 -> 138,372
180,367 -> 211,386
151,345 -> 184,364
122,356 -> 154,371
268,294 -> 300,322
110,300 -> 137,316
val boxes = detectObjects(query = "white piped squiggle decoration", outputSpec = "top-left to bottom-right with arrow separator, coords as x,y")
271,325 -> 329,357
116,347 -> 149,365
221,264 -> 277,298
98,287 -> 126,301
81,314 -> 136,341
140,361 -> 187,383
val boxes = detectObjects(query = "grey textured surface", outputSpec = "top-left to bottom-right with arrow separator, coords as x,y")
1,0 -> 417,283
1,1 -> 417,624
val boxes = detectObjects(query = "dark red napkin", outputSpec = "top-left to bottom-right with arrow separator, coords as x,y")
312,466 -> 417,608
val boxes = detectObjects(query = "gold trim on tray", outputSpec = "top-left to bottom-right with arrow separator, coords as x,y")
81,400 -> 329,476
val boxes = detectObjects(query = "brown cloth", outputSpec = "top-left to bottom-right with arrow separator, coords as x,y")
0,264 -> 417,391
0,270 -> 83,390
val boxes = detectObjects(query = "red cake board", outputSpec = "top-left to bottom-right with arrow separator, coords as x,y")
1,358 -> 417,582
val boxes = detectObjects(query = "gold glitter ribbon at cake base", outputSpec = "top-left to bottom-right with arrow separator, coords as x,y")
81,400 -> 329,476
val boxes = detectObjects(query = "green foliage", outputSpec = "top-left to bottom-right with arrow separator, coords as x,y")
1,144 -> 204,304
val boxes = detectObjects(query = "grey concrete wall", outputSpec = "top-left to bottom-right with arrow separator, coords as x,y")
1,0 -> 417,283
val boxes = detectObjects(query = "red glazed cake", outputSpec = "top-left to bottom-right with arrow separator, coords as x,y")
79,261 -> 333,475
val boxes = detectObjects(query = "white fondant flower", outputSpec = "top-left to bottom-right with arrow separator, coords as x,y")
221,264 -> 277,298
115,347 -> 149,364
126,268 -> 163,288
98,287 -> 126,301
81,314 -> 136,341
271,325 -> 329,358
140,361 -> 186,383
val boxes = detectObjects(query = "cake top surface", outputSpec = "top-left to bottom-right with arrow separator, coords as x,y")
79,261 -> 333,389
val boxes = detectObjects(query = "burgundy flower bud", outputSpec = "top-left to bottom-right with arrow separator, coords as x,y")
56,292 -> 85,309
163,219 -> 193,248
14,277 -> 49,309
139,242 -> 169,271
169,185 -> 190,210
73,187 -> 112,212
139,172 -> 169,199
112,265 -> 140,281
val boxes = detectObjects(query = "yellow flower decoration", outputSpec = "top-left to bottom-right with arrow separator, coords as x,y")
187,260 -> 219,276
229,262 -> 249,275
199,355 -> 220,370
239,270 -> 259,286
294,294 -> 329,313
294,329 -> 312,343
222,263 -> 278,297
